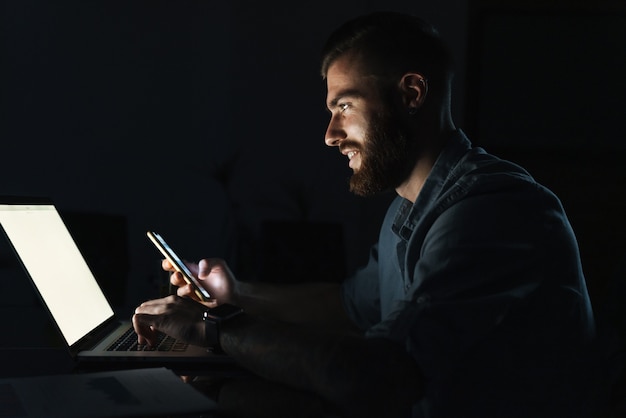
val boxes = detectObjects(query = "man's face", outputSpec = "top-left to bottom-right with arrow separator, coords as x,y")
324,54 -> 417,196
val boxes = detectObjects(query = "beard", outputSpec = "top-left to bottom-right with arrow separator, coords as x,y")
348,106 -> 418,197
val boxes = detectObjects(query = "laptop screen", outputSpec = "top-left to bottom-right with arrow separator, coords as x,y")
0,201 -> 114,346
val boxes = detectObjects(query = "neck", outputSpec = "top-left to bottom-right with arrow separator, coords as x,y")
395,107 -> 455,203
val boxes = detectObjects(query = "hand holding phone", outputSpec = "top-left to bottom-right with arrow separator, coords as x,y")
146,231 -> 211,301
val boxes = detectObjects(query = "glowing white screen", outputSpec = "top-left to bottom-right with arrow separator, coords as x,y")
0,204 -> 114,346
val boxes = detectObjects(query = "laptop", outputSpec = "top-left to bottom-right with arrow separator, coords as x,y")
0,196 -> 234,373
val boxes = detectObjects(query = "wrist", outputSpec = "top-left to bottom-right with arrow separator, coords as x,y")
203,303 -> 244,352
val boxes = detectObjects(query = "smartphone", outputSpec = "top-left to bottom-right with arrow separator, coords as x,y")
146,231 -> 211,301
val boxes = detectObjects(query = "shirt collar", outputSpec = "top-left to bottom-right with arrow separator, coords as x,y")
392,129 -> 472,240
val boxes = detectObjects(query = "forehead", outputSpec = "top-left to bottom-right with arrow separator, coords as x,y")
325,53 -> 379,101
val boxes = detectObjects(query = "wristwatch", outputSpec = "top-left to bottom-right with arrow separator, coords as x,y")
203,303 -> 244,352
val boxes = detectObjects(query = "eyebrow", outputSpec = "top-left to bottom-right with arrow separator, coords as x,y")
327,89 -> 363,110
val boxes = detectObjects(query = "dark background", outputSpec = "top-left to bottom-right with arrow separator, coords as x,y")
1,0 -> 625,346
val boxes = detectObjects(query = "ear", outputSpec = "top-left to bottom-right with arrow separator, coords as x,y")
399,73 -> 428,112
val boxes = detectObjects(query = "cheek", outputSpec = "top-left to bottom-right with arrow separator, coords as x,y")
346,114 -> 371,144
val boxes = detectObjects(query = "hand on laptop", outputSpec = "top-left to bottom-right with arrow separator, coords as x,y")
165,258 -> 238,308
131,257 -> 241,349
132,295 -> 208,347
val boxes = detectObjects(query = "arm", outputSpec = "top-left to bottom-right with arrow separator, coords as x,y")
233,281 -> 359,333
220,313 -> 423,417
137,258 -> 423,415
133,296 -> 422,416
168,258 -> 360,334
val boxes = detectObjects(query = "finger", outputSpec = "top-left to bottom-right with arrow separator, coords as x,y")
165,258 -> 200,276
176,283 -> 199,299
197,258 -> 215,277
198,258 -> 232,279
132,313 -> 158,346
162,258 -> 175,271
170,271 -> 187,287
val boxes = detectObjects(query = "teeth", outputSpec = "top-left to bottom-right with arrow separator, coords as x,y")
347,151 -> 356,160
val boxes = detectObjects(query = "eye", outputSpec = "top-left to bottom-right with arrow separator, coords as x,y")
339,103 -> 350,112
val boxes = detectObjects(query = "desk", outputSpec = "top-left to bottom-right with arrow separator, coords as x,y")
0,347 -> 334,417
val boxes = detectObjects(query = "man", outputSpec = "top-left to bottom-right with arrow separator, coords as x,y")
133,12 -> 597,417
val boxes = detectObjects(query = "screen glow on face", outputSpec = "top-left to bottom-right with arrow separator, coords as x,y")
0,204 -> 114,346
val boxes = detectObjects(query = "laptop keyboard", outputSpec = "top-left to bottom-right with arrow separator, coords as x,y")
106,327 -> 189,352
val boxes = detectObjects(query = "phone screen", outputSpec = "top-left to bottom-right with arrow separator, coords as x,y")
146,231 -> 211,301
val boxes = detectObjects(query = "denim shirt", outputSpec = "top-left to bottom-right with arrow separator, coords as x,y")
341,130 -> 596,417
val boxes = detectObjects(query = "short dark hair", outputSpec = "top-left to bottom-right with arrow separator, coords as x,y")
321,12 -> 453,93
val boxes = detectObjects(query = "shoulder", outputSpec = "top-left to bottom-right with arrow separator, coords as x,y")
421,131 -> 559,217
423,148 -> 574,250
441,146 -> 563,213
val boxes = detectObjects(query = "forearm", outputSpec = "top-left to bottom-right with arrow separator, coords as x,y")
234,281 -> 359,333
220,314 -> 422,417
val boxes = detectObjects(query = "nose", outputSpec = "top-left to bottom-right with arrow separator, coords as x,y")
324,114 -> 345,147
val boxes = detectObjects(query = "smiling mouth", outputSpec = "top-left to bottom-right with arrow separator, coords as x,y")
345,150 -> 361,170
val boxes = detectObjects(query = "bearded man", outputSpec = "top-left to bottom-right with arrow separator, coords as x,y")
133,12 -> 597,418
